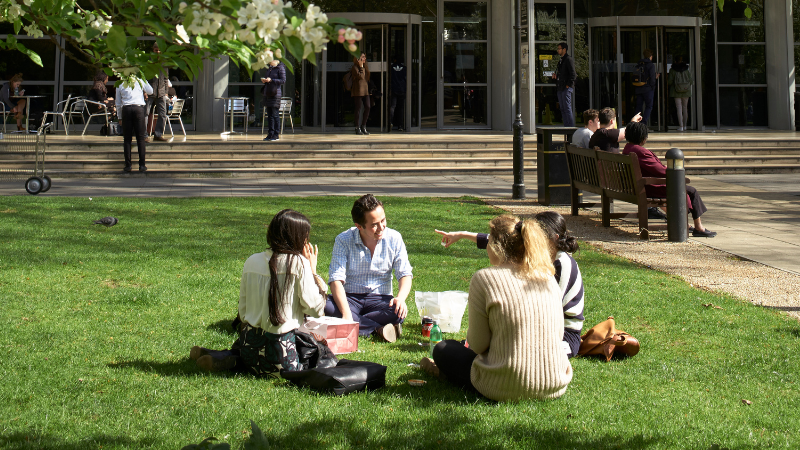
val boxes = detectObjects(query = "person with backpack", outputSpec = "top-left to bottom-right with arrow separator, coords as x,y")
633,49 -> 658,125
668,55 -> 693,131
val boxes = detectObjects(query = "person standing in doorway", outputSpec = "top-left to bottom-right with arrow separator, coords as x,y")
261,59 -> 287,141
388,56 -> 406,132
552,42 -> 576,127
350,52 -> 371,135
634,49 -> 659,125
668,55 -> 692,131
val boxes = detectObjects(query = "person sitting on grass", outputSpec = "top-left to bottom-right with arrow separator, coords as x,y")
324,194 -> 413,343
435,209 -> 585,358
190,209 -> 328,374
423,215 -> 573,401
623,121 -> 716,238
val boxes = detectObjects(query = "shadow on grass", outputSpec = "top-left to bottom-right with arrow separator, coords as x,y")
0,431 -> 156,450
107,358 -> 200,377
775,326 -> 800,338
207,318 -> 237,335
250,416 -> 658,449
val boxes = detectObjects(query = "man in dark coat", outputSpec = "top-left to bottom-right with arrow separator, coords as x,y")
552,42 -> 576,127
634,49 -> 659,125
388,56 -> 406,132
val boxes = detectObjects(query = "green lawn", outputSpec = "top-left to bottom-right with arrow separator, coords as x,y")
1,196 -> 799,450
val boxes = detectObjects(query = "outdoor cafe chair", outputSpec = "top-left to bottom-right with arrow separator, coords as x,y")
261,97 -> 294,135
41,94 -> 73,135
67,98 -> 111,136
224,98 -> 249,134
166,99 -> 186,137
1,102 -> 8,134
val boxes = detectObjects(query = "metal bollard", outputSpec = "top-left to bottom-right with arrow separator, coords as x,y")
666,148 -> 687,242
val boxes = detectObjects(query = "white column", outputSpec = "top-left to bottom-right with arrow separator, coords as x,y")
492,0 -> 513,131
195,56 -> 229,132
765,0 -> 794,130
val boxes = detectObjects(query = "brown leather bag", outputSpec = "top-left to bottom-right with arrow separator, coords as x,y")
578,316 -> 640,361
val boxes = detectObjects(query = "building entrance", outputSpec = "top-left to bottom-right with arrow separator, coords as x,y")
589,17 -> 702,131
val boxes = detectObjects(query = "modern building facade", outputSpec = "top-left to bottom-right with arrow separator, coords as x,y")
1,0 -> 797,133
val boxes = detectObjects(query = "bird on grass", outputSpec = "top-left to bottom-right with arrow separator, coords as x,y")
93,217 -> 118,227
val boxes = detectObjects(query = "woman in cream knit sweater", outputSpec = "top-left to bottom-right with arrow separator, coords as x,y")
425,215 -> 573,401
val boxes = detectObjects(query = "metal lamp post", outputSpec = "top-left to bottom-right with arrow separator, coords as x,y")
665,147 -> 687,242
511,0 -> 525,199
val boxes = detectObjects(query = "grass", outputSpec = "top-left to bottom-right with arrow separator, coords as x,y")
1,195 -> 799,450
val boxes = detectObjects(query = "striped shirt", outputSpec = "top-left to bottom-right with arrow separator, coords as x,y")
329,227 -> 413,295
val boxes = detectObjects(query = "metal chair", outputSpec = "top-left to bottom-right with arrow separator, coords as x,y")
41,94 -> 73,135
166,99 -> 186,137
261,97 -> 294,135
67,98 -> 111,136
63,96 -> 86,133
1,102 -> 8,133
224,98 -> 248,133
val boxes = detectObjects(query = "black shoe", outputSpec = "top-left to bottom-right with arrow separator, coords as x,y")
272,135 -> 280,141
123,165 -> 132,173
397,127 -> 405,132
263,135 -> 273,141
692,228 -> 717,238
355,127 -> 363,135
139,165 -> 147,172
648,207 -> 667,221
196,354 -> 238,372
361,127 -> 370,136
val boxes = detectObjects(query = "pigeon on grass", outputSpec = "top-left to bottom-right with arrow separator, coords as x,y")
93,217 -> 118,227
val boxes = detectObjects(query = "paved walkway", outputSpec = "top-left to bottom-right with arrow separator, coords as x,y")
1,173 -> 798,275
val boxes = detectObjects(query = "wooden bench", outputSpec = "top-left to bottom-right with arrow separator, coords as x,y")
565,143 -> 677,240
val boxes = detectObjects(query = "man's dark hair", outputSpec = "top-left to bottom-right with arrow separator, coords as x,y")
582,109 -> 599,124
625,121 -> 649,145
557,42 -> 568,51
351,194 -> 383,226
598,107 -> 616,125
643,49 -> 653,59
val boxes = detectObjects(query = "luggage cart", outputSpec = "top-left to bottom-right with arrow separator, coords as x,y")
0,125 -> 51,195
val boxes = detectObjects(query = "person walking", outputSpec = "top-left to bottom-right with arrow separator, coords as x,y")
350,52 -> 371,135
668,56 -> 693,131
634,49 -> 658,125
115,76 -> 153,172
552,42 -> 576,127
388,56 -> 406,132
261,59 -> 287,141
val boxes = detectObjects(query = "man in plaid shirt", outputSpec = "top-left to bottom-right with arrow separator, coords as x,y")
325,194 -> 413,342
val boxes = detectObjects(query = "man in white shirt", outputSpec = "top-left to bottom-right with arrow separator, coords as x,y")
571,109 -> 599,148
115,77 -> 154,172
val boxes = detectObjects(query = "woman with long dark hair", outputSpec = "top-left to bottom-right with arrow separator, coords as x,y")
349,52 -> 371,135
1,73 -> 27,131
191,209 -> 327,374
87,70 -> 116,116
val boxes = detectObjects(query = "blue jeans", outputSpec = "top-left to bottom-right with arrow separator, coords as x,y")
636,89 -> 655,124
324,293 -> 404,336
557,87 -> 575,127
265,105 -> 280,138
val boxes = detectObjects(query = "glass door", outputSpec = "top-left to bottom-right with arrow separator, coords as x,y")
591,26 -> 620,124
619,28 -> 661,129
664,28 -> 695,130
533,1 -> 569,126
438,0 -> 490,128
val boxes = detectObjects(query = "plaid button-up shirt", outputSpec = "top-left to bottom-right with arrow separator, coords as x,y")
328,227 -> 413,295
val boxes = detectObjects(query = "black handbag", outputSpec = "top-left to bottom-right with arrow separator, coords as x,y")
294,330 -> 338,370
281,359 -> 387,396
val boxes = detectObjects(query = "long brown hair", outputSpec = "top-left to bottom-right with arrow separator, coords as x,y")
487,214 -> 554,280
353,52 -> 370,80
92,70 -> 108,96
9,73 -> 23,85
266,209 -> 311,326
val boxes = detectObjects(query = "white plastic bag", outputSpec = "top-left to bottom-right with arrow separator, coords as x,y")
414,290 -> 469,333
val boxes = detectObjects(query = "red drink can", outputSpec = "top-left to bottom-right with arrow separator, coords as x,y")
421,317 -> 433,338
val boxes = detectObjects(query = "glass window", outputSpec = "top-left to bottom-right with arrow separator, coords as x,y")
443,2 -> 488,41
533,43 -> 558,85
717,44 -> 766,85
0,38 -> 56,81
718,86 -> 768,126
443,42 -> 487,83
443,85 -> 486,127
715,0 -> 764,43
533,3 -> 567,43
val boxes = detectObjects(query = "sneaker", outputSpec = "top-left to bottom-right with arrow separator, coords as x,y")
190,346 -> 211,361
647,207 -> 667,221
420,357 -> 440,378
196,354 -> 238,372
692,228 -> 717,238
272,136 -> 280,142
361,127 -> 370,136
373,323 -> 397,343
263,136 -> 273,141
355,127 -> 363,135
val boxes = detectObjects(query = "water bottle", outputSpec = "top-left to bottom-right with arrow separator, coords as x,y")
429,320 -> 442,357
14,86 -> 19,96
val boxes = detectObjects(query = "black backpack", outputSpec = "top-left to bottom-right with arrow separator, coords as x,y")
632,62 -> 647,87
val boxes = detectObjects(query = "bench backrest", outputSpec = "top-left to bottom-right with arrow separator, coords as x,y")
596,150 -> 646,204
565,143 -> 603,195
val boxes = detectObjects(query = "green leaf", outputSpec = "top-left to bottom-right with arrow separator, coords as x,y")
16,43 -> 43,67
744,7 -> 752,19
107,25 -> 127,57
717,0 -> 724,12
283,7 -> 300,20
280,57 -> 294,74
282,35 -> 304,61
126,26 -> 143,37
13,20 -> 21,35
195,36 -> 209,48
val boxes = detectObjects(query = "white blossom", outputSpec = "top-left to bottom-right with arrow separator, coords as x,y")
305,4 -> 327,25
24,24 -> 43,38
176,24 -> 191,44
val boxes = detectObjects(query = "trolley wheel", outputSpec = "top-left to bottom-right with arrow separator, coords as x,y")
41,175 -> 52,192
25,177 -> 43,195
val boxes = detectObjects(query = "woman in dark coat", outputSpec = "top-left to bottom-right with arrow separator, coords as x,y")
350,52 -> 370,135
87,71 -> 116,116
261,60 -> 286,141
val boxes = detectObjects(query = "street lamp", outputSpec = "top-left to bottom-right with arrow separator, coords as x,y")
511,0 -> 525,199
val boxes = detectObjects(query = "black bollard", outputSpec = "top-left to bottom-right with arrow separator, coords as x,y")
665,147 -> 687,242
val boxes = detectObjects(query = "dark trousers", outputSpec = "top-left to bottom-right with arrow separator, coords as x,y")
265,105 -> 280,138
146,96 -> 168,137
432,340 -> 479,393
353,96 -> 370,128
324,293 -> 403,336
636,89 -> 655,124
389,93 -> 405,127
557,87 -> 575,127
687,185 -> 707,220
122,105 -> 147,167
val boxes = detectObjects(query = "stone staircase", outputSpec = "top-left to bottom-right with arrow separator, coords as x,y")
2,133 -> 800,177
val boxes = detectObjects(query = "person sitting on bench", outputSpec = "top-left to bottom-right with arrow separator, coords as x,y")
622,121 -> 716,238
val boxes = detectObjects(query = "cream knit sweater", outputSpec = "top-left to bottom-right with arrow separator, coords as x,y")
467,266 -> 574,401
